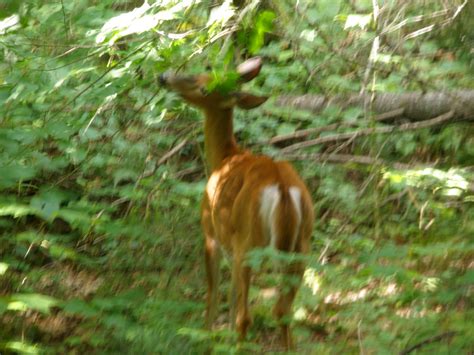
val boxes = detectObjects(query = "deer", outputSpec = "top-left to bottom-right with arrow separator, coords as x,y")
159,57 -> 313,349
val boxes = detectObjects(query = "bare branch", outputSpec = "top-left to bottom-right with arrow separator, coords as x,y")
158,138 -> 189,166
281,111 -> 455,153
281,152 -> 432,170
265,108 -> 405,145
139,138 -> 189,180
400,331 -> 457,355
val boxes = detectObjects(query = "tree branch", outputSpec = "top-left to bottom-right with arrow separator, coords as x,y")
265,108 -> 405,145
400,331 -> 457,355
281,152 -> 432,170
139,138 -> 189,180
281,110 -> 455,153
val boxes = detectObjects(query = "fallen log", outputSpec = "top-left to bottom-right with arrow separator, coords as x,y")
276,91 -> 474,122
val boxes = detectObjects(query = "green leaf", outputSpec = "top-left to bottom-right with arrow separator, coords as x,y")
0,296 -> 8,314
0,0 -> 21,18
0,165 -> 37,188
0,203 -> 32,218
95,2 -> 185,44
172,181 -> 205,199
0,262 -> 8,275
62,299 -> 99,317
457,270 -> 474,286
56,208 -> 91,227
48,243 -> 79,261
9,293 -> 58,314
316,0 -> 342,21
113,168 -> 139,186
45,120 -> 75,140
15,231 -> 41,243
249,11 -> 276,54
342,107 -> 363,123
30,195 -> 60,221
277,49 -> 294,62
92,288 -> 146,311
207,0 -> 235,27
419,41 -> 438,55
4,341 -> 40,355
206,70 -> 239,95
276,123 -> 296,136
340,14 -> 372,30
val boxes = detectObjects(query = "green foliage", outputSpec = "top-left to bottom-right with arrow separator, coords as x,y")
249,10 -> 276,54
1,0 -> 473,354
6,294 -> 58,314
206,71 -> 240,95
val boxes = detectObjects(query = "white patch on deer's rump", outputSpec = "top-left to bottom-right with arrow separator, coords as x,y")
289,186 -> 302,224
260,184 -> 280,248
288,186 -> 302,251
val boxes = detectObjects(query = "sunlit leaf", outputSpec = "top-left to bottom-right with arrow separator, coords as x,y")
304,268 -> 321,295
0,262 -> 8,275
4,341 -> 40,355
207,0 -> 234,27
96,0 -> 199,44
300,29 -> 317,42
342,14 -> 372,30
0,14 -> 20,35
249,10 -> 276,54
9,293 -> 58,314
0,203 -> 32,218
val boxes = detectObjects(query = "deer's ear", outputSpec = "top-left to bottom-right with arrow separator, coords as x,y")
235,92 -> 268,109
237,57 -> 262,82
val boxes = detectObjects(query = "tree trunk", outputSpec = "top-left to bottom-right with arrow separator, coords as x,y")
276,91 -> 474,122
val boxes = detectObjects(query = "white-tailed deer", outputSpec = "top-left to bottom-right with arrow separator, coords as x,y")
160,57 -> 313,349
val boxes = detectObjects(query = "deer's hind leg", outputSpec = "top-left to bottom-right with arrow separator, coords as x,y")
202,200 -> 221,329
231,252 -> 252,341
273,235 -> 309,349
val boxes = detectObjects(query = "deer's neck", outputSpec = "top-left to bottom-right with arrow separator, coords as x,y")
203,108 -> 240,171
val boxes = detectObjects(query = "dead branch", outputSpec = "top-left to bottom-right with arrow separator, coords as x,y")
139,138 -> 189,180
399,331 -> 457,355
266,108 -> 405,145
281,152 -> 432,170
157,138 -> 189,165
281,110 -> 455,153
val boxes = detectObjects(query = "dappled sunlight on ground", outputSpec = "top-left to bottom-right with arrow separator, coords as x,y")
383,167 -> 470,197
396,305 -> 443,319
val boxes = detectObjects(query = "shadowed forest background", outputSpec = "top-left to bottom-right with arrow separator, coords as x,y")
0,0 -> 473,353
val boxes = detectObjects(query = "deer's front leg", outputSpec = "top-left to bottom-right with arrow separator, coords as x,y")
202,204 -> 220,329
204,237 -> 221,328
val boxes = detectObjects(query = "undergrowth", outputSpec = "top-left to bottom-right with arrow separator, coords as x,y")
1,0 -> 473,354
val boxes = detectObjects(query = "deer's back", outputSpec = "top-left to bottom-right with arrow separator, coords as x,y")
202,152 -> 312,253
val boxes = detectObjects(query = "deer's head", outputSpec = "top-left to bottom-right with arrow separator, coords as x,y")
159,57 -> 268,111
